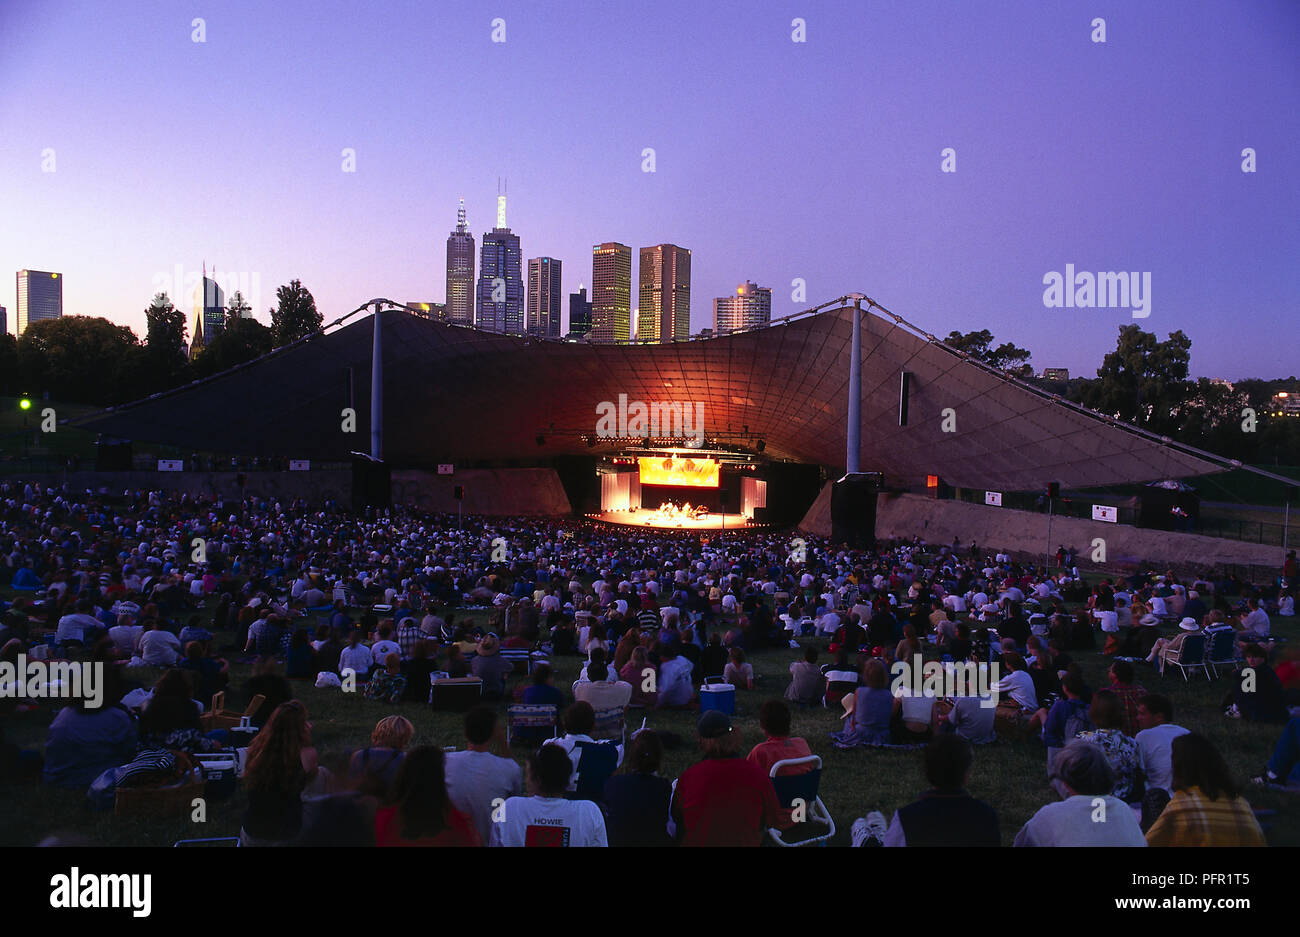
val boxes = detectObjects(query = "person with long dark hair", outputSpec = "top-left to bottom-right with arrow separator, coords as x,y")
1145,733 -> 1265,846
239,700 -> 327,846
374,746 -> 481,846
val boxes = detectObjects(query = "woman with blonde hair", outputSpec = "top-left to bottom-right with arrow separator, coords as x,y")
348,714 -> 415,801
240,701 -> 328,845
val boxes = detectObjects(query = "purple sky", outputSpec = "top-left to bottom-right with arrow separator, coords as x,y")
2,0 -> 1297,380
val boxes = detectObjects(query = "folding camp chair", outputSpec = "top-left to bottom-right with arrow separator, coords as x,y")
506,703 -> 558,745
591,706 -> 626,746
766,755 -> 835,847
1205,629 -> 1238,678
1159,633 -> 1209,681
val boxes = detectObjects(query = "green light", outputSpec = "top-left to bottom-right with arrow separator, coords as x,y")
18,398 -> 32,411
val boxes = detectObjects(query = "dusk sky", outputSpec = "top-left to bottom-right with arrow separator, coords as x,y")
2,0 -> 1296,380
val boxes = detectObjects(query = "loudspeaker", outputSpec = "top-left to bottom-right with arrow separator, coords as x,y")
719,491 -> 729,510
751,506 -> 771,523
1047,482 -> 1060,499
352,456 -> 391,513
832,473 -> 879,548
899,371 -> 912,426
453,485 -> 464,500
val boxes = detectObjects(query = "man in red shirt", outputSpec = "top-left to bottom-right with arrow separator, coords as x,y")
671,710 -> 780,846
746,700 -> 813,829
1107,660 -> 1146,737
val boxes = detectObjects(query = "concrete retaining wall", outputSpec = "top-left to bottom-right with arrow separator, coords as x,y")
800,485 -> 1285,575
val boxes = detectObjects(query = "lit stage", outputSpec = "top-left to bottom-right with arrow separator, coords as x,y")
588,509 -> 753,531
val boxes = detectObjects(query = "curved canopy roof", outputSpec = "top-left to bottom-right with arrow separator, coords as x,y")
73,303 -> 1228,492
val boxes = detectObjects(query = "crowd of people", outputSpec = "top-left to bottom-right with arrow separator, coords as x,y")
0,479 -> 1296,846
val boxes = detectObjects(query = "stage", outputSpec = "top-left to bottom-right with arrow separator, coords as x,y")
588,509 -> 754,531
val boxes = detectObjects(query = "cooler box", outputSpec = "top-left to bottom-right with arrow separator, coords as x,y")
193,752 -> 240,800
699,681 -> 735,716
430,677 -> 484,712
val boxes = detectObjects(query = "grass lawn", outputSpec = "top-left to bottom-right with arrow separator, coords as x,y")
2,595 -> 1297,847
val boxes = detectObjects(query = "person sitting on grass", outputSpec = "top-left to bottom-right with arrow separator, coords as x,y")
138,669 -> 221,754
545,701 -> 623,801
603,729 -> 673,847
1146,733 -> 1265,847
621,646 -> 659,708
1227,644 -> 1289,724
875,734 -> 1000,847
724,647 -> 754,689
489,744 -> 608,847
374,746 -> 481,847
338,628 -> 374,681
831,658 -> 895,748
347,714 -> 414,801
1013,740 -> 1146,847
670,710 -> 781,847
655,639 -> 695,709
1075,689 -> 1142,803
365,653 -> 407,704
239,700 -> 329,846
785,646 -> 824,706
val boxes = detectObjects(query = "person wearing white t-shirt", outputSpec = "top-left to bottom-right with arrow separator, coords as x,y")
490,745 -> 608,847
1133,694 -> 1189,795
445,707 -> 524,844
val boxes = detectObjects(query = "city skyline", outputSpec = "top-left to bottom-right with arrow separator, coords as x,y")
3,0 -> 1297,377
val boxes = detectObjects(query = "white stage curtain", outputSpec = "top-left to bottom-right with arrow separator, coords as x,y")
740,477 -> 767,518
601,472 -> 633,511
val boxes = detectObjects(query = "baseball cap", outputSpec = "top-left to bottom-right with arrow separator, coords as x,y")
697,710 -> 733,739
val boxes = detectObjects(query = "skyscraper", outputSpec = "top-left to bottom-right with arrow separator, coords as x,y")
713,281 -> 772,335
15,270 -> 62,335
192,264 -> 225,340
527,257 -> 562,338
0,306 -> 6,336
476,190 -> 524,334
590,243 -> 631,343
568,286 -> 592,339
638,244 -> 691,343
445,199 -> 476,326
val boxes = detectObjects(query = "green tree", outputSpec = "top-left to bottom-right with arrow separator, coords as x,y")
143,292 -> 189,390
943,329 -> 1034,377
15,316 -> 142,405
270,279 -> 322,347
1082,325 -> 1191,435
225,291 -> 253,327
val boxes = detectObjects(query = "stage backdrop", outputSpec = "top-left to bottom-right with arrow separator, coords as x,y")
740,477 -> 767,519
638,456 -> 719,487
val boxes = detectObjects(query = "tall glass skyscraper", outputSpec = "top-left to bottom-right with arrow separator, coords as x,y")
590,243 -> 631,343
568,286 -> 592,338
15,269 -> 62,335
637,244 -> 691,343
527,257 -> 562,338
445,199 -> 476,326
476,194 -> 524,334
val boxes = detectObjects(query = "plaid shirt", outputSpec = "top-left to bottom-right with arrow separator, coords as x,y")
397,623 -> 424,659
1145,788 -> 1266,847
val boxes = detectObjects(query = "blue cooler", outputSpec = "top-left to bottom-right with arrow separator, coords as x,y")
699,680 -> 735,716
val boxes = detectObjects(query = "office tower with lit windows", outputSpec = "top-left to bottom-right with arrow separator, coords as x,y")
713,281 -> 772,335
527,257 -> 562,338
637,244 -> 691,343
445,199 -> 476,326
192,263 -> 225,340
568,286 -> 592,338
15,269 -> 62,335
590,243 -> 631,343
476,191 -> 524,334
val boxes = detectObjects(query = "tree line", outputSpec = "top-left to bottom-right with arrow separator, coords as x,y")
0,279 -> 322,406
